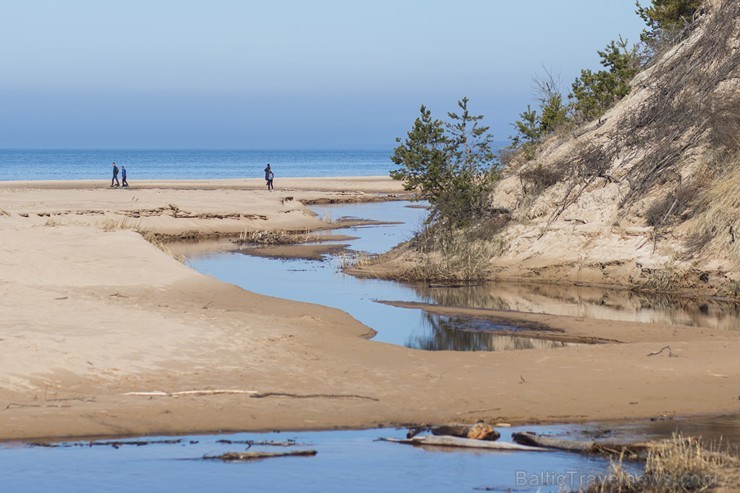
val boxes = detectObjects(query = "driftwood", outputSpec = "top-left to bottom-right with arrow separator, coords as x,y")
381,435 -> 547,452
407,422 -> 500,441
512,431 -> 655,459
205,450 -> 317,462
124,389 -> 258,397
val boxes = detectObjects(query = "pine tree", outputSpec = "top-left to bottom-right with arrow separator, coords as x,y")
391,99 -> 499,227
636,0 -> 701,43
570,36 -> 640,122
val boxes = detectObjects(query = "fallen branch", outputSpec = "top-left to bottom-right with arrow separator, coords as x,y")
512,431 -> 655,459
123,390 -> 378,401
123,389 -> 258,397
380,435 -> 547,452
215,439 -> 301,447
3,403 -> 72,411
646,345 -> 678,357
250,392 -> 379,401
204,450 -> 317,462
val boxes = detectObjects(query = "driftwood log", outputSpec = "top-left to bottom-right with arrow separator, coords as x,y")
512,432 -> 655,459
407,422 -> 500,441
205,450 -> 317,462
381,435 -> 547,452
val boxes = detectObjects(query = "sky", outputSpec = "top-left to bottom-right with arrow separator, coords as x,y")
0,1 -> 645,149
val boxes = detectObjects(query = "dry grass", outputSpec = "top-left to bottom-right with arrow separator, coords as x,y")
338,251 -> 374,270
397,225 -> 505,283
100,217 -> 185,262
635,264 -> 682,292
101,217 -> 134,232
136,227 -> 186,263
693,165 -> 740,264
237,229 -> 315,245
587,434 -> 739,492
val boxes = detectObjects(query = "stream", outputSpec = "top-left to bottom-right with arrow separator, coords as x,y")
187,200 -> 739,352
3,200 -> 737,492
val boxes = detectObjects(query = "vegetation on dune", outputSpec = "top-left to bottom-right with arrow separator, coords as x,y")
636,0 -> 703,45
386,0 -> 737,289
390,98 -> 500,229
509,0 -> 702,156
389,98 -> 507,281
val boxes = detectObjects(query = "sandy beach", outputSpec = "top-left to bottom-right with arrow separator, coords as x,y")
0,177 -> 738,441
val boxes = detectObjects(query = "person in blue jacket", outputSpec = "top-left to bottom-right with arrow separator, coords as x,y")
121,166 -> 128,188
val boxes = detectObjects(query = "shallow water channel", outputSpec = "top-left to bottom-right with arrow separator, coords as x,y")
0,425 -> 627,493
5,417 -> 740,493
4,201 -> 737,491
188,200 -> 739,352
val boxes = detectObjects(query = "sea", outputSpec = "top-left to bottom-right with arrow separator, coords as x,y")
0,149 -> 395,181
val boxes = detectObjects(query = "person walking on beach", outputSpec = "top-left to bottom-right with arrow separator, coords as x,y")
121,165 -> 128,188
111,162 -> 120,187
264,163 -> 274,191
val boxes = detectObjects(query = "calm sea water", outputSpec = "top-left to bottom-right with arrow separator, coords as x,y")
0,149 -> 393,181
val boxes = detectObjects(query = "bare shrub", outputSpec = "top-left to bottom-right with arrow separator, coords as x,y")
519,164 -> 564,195
682,229 -> 713,257
645,182 -> 702,227
616,0 -> 738,210
497,147 -> 519,168
708,97 -> 740,151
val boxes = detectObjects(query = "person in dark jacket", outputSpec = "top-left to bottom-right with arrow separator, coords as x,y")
264,163 -> 274,191
111,163 -> 120,187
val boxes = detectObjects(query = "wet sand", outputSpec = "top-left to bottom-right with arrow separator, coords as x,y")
0,177 -> 738,441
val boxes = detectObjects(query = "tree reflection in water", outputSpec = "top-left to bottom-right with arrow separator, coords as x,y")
408,282 -> 740,330
406,313 -> 569,351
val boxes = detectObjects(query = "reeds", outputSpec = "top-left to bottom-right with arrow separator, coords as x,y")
587,433 -> 739,492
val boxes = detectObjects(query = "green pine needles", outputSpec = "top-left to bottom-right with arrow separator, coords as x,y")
510,0 -> 700,160
391,98 -> 500,229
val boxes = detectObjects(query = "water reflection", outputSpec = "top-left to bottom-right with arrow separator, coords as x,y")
578,415 -> 740,452
406,314 -> 570,351
186,200 -> 739,354
412,283 -> 740,330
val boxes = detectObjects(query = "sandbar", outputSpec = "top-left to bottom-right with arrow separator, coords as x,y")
0,177 -> 738,441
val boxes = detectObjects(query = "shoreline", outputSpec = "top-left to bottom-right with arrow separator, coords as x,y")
0,177 -> 738,441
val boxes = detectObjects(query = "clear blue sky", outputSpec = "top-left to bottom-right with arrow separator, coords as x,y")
0,1 -> 645,149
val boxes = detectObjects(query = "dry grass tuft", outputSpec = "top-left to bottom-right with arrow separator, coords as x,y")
339,251 -> 375,270
238,229 -> 315,245
692,165 -> 740,263
636,264 -> 682,292
395,224 -> 505,283
587,434 -> 739,493
101,217 -> 134,232
100,217 -> 184,262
